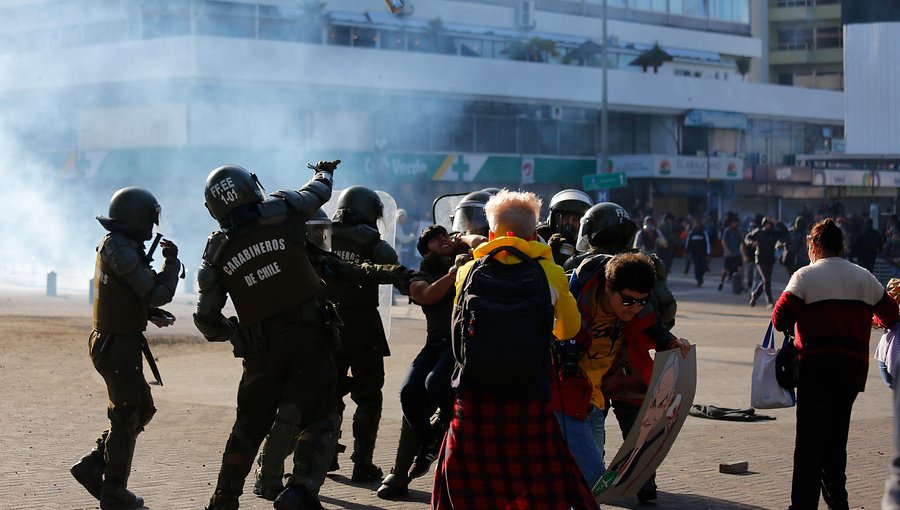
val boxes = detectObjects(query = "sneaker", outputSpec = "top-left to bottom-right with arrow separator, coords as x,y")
205,491 -> 239,510
376,471 -> 410,500
749,294 -> 758,307
407,443 -> 439,480
351,462 -> 383,483
717,282 -> 724,291
70,451 -> 104,500
273,484 -> 325,510
99,483 -> 144,510
253,478 -> 285,501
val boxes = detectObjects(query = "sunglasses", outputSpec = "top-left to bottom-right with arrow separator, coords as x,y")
618,291 -> 649,307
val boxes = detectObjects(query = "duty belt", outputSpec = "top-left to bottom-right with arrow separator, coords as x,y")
98,333 -> 163,386
261,300 -> 328,334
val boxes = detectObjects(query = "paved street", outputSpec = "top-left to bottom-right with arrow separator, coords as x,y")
0,264 -> 892,510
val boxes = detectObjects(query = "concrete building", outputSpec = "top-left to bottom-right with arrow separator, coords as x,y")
766,0 -> 844,91
0,0 -> 846,233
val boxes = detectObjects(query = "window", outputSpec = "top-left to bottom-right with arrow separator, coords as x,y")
559,122 -> 596,156
777,28 -> 812,50
456,38 -> 483,57
710,0 -> 749,24
815,26 -> 842,49
629,0 -> 667,12
380,30 -> 406,50
433,115 -> 474,152
351,27 -> 377,48
195,1 -> 256,38
671,0 -> 707,17
475,117 -> 517,153
328,25 -> 351,46
141,0 -> 190,39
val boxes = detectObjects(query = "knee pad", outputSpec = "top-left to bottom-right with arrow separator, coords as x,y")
109,405 -> 143,436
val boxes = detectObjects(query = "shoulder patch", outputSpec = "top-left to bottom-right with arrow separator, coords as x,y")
203,231 -> 229,265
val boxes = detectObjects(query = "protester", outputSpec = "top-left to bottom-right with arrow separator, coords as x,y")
685,219 -> 710,287
634,215 -> 668,258
431,189 -> 598,510
746,217 -> 783,308
772,218 -> 899,510
195,162 -> 341,510
71,188 -> 181,510
551,252 -> 690,491
718,217 -> 744,291
885,279 -> 900,510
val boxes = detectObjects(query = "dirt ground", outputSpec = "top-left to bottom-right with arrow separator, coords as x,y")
0,269 -> 894,509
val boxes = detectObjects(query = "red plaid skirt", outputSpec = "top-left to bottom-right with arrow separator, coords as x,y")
431,390 -> 599,510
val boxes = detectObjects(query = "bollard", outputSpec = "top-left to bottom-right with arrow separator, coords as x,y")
88,278 -> 94,305
46,271 -> 57,297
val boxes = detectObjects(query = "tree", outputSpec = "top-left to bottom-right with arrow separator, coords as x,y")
502,37 -> 559,63
736,56 -> 752,81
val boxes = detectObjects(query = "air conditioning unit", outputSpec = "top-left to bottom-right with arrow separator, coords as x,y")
518,0 -> 536,29
550,105 -> 563,120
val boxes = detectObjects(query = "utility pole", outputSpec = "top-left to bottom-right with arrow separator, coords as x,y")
597,0 -> 609,204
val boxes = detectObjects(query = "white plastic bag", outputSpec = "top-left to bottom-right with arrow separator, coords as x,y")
751,322 -> 796,409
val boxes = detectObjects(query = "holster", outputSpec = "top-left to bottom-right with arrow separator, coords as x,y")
233,323 -> 268,358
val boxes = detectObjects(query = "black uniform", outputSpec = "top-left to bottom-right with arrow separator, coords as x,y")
323,222 -> 399,476
88,230 -> 180,493
253,247 -> 411,497
194,170 -> 339,503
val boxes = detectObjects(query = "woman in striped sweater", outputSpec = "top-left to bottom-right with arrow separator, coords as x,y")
772,218 -> 899,510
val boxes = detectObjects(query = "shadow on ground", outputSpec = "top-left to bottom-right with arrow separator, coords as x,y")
608,491 -> 768,509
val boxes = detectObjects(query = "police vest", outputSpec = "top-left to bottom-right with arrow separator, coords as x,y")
92,235 -> 149,334
215,220 -> 321,325
326,224 -> 383,309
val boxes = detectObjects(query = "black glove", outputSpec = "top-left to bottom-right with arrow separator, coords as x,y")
558,339 -> 581,378
548,233 -> 574,259
313,160 -> 341,173
161,239 -> 178,259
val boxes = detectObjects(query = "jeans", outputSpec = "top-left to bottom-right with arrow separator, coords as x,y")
554,406 -> 606,487
881,360 -> 894,389
399,343 -> 454,448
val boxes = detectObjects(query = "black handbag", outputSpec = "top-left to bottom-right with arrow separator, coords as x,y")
775,333 -> 799,389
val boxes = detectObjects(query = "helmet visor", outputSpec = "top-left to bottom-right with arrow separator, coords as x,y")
306,219 -> 332,252
575,216 -> 594,253
451,204 -> 488,236
551,211 -> 582,242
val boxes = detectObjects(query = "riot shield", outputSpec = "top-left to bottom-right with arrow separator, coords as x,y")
323,189 -> 397,340
431,192 -> 468,232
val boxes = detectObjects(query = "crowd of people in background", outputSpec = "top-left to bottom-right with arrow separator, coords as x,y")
620,200 -> 899,302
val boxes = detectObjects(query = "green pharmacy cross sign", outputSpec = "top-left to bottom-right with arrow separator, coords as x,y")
583,172 -> 627,191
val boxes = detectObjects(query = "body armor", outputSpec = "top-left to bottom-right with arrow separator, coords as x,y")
92,234 -> 150,334
208,218 -> 321,326
326,224 -> 398,309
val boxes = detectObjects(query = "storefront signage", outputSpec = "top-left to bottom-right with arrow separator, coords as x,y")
812,169 -> 900,188
683,110 -> 750,131
611,154 -> 745,180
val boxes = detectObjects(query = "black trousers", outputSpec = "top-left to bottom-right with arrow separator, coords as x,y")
399,342 -> 454,447
790,385 -> 858,510
89,331 -> 156,488
215,323 -> 338,496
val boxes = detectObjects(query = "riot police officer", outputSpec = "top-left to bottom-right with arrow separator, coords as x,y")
195,162 -> 341,510
324,185 -> 399,482
71,187 -> 181,510
450,190 -> 492,237
252,208 -> 415,500
537,189 -> 593,266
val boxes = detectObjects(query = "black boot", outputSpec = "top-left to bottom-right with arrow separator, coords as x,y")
273,484 -> 325,510
71,450 -> 104,500
351,462 -> 383,483
252,477 -> 284,501
205,489 -> 239,510
99,482 -> 144,510
407,441 -> 439,480
636,475 -> 658,503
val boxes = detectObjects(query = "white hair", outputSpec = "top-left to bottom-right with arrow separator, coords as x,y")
484,189 -> 542,238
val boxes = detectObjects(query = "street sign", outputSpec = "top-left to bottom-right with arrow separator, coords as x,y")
582,171 -> 627,191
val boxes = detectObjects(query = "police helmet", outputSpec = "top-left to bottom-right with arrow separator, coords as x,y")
451,190 -> 492,236
480,187 -> 501,195
548,189 -> 593,240
333,185 -> 383,227
203,165 -> 265,224
575,202 -> 638,253
98,187 -> 160,241
306,208 -> 332,252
